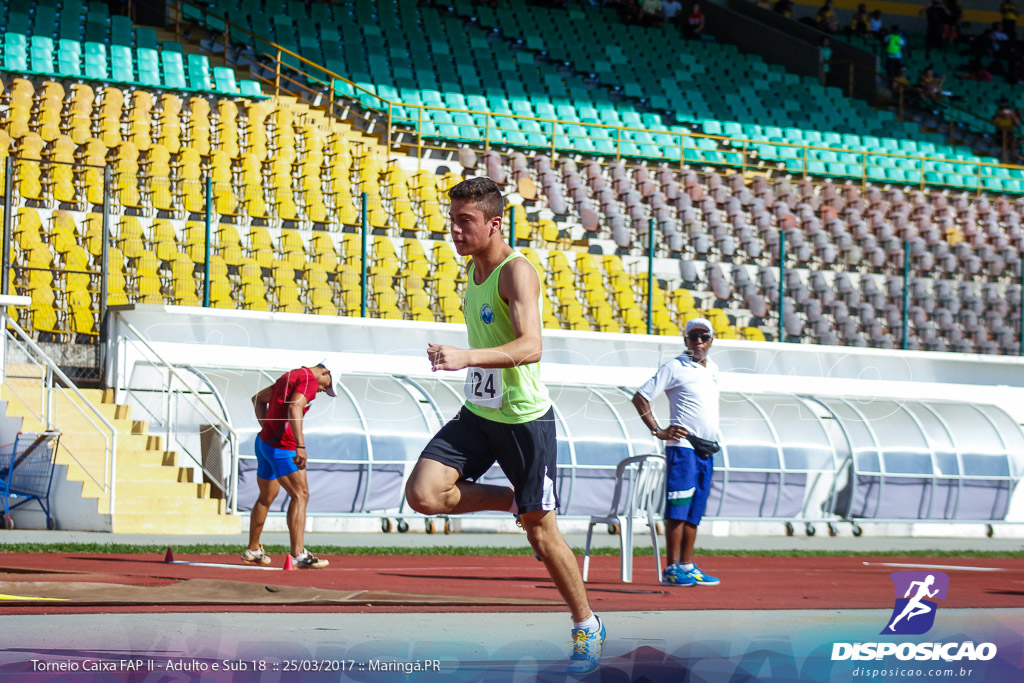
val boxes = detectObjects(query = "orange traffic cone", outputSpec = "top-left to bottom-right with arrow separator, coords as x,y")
163,547 -> 175,563
283,554 -> 294,571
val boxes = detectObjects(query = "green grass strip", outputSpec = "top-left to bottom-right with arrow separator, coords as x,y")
0,543 -> 1020,558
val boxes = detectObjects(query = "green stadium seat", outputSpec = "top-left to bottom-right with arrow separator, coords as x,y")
187,53 -> 212,90
6,13 -> 30,36
110,44 -> 134,82
84,41 -> 107,79
160,49 -> 186,89
111,15 -> 133,47
137,48 -> 161,86
4,33 -> 29,72
30,35 -> 55,73
239,80 -> 264,97
57,39 -> 82,77
213,67 -> 239,95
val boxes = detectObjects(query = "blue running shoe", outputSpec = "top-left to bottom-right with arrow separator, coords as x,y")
681,564 -> 720,586
567,616 -> 605,676
661,564 -> 697,586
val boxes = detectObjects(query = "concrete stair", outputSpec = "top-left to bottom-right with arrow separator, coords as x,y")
1,372 -> 239,533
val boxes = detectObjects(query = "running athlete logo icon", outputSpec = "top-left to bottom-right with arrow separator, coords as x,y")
480,304 -> 494,324
882,572 -> 949,635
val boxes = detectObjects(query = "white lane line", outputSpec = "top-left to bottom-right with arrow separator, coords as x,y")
166,561 -> 281,571
862,561 -> 1006,572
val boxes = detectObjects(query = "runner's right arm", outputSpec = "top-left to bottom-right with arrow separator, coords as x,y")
252,386 -> 273,428
428,257 -> 543,371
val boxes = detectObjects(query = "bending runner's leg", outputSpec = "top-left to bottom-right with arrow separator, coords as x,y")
247,477 -> 280,551
276,469 -> 310,557
519,509 -> 592,622
406,458 -> 515,515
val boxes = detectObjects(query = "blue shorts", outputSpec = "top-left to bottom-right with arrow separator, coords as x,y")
254,435 -> 300,481
665,445 -> 714,525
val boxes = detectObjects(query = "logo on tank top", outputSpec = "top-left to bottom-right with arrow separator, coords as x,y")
480,304 -> 494,324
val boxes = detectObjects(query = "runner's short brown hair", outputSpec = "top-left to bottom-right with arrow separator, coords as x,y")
449,177 -> 505,221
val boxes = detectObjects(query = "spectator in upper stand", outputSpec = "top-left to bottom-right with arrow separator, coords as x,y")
868,10 -> 884,36
850,3 -> 869,36
773,0 -> 794,19
994,99 -> 1021,130
1001,1 -> 1018,40
885,26 -> 907,79
992,22 -> 1010,52
959,57 -> 993,82
683,2 -> 705,40
641,0 -> 664,27
943,0 -> 962,44
923,0 -> 950,55
816,1 -> 839,34
917,67 -> 946,106
820,36 -> 833,82
891,65 -> 912,100
663,0 -> 683,25
993,98 -> 1022,161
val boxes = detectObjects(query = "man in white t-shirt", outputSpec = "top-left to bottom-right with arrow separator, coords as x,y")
632,317 -> 721,587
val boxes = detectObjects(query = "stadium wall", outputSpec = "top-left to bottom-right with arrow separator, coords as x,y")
100,306 -> 1024,536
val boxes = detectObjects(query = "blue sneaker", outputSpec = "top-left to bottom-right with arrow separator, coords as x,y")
681,564 -> 720,586
567,616 -> 605,675
661,564 -> 697,586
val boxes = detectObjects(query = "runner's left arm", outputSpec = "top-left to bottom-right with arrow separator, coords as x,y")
429,258 -> 542,371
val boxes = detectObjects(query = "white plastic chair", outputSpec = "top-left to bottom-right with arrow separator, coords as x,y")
582,454 -> 666,584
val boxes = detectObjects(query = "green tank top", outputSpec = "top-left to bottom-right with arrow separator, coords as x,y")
462,251 -> 551,424
886,34 -> 902,56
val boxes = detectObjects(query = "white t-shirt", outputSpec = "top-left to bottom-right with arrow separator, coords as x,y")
637,354 -> 720,446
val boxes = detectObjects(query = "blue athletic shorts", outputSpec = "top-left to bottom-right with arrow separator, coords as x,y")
254,435 -> 300,480
665,445 -> 714,525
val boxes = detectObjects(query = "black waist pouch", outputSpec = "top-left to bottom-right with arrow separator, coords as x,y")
685,434 -> 721,459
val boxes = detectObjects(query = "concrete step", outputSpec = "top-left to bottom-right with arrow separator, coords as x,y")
112,511 -> 241,535
112,495 -> 224,516
5,368 -> 233,534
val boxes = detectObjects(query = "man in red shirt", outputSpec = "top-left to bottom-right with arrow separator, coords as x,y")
242,363 -> 335,568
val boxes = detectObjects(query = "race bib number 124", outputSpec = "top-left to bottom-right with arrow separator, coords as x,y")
464,367 -> 502,408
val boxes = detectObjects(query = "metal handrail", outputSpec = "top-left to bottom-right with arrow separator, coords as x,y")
115,317 -> 239,513
3,316 -> 118,514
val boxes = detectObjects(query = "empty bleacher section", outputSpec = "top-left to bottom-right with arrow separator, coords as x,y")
0,67 -> 1021,352
0,0 -> 260,95
184,0 -> 1024,193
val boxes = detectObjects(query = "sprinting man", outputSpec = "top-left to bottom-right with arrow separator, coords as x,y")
632,318 -> 721,587
888,574 -> 940,631
243,363 -> 335,569
404,177 -> 605,675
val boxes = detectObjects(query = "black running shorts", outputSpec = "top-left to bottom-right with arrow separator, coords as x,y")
419,406 -> 559,514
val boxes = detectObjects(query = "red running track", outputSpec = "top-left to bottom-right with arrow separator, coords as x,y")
0,553 -> 1021,615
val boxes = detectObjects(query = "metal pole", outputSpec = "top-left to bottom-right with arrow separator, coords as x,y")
1020,251 -> 1023,356
1,157 -> 13,296
509,203 -> 516,246
203,176 -> 212,308
647,218 -> 655,335
778,229 -> 786,343
902,240 -> 910,351
100,165 -> 111,333
360,191 -> 368,318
